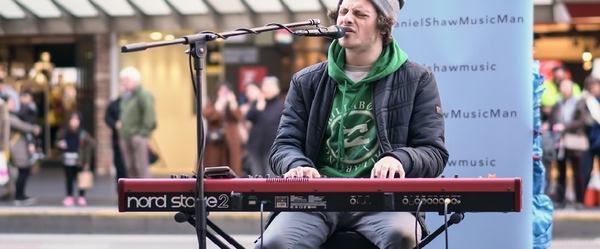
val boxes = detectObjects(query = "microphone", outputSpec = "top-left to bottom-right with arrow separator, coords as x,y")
293,25 -> 347,39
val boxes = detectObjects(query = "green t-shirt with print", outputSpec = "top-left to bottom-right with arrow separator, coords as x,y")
317,39 -> 408,178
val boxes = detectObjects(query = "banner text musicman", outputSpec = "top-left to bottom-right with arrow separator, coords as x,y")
400,14 -> 524,28
444,109 -> 517,119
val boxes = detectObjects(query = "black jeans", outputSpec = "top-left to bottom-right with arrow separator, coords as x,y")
113,140 -> 127,182
15,168 -> 31,200
582,147 -> 600,192
64,166 -> 85,197
556,149 -> 584,203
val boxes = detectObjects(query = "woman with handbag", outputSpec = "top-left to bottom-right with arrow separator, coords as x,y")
202,83 -> 244,176
56,112 -> 95,206
550,79 -> 587,208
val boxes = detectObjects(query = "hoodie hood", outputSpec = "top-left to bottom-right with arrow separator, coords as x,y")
327,39 -> 408,87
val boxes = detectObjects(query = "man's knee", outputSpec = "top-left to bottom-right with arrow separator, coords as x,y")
382,229 -> 418,249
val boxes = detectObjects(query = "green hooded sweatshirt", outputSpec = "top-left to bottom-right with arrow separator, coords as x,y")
318,39 -> 408,178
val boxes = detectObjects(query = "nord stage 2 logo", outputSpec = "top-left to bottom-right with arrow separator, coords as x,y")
124,192 -> 231,211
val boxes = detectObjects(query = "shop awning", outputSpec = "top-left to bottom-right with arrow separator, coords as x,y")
565,2 -> 600,23
0,0 -> 337,35
534,0 -> 600,24
1,0 -> 599,35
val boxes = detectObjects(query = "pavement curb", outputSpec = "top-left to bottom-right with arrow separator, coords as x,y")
0,206 -> 263,234
1,206 -> 599,237
0,206 -> 262,218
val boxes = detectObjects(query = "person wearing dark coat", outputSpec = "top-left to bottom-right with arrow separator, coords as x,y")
245,76 -> 284,176
570,76 -> 600,203
104,96 -> 127,184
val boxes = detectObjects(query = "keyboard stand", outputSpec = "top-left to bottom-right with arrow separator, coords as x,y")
176,210 -> 464,249
414,212 -> 464,249
176,211 -> 245,249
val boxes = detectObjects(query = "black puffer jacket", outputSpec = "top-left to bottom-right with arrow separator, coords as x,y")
269,60 -> 448,178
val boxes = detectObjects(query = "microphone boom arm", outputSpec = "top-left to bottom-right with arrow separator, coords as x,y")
121,19 -> 321,53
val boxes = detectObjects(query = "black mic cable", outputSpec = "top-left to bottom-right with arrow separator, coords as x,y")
260,201 -> 266,249
188,52 -> 196,96
415,198 -> 424,249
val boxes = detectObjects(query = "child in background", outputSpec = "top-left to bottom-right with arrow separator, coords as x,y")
56,112 -> 95,206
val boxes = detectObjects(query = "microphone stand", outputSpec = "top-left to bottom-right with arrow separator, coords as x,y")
121,19 -> 321,249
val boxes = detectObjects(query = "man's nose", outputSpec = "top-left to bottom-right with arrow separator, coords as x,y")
341,13 -> 354,25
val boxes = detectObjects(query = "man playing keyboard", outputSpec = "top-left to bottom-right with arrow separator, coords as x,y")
260,0 -> 448,248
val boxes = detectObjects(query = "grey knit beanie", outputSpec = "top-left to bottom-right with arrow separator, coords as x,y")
371,0 -> 404,23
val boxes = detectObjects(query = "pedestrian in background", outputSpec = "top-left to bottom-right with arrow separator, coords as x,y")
118,67 -> 156,178
104,94 -> 127,185
8,96 -> 40,206
56,112 -> 95,206
203,83 -> 243,176
240,83 -> 262,175
245,76 -> 284,176
0,96 -> 11,200
550,79 -> 586,208
18,90 -> 43,165
0,64 -> 20,112
573,76 -> 600,204
0,64 -> 12,199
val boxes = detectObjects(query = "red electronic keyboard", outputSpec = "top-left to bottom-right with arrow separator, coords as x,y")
118,177 -> 521,213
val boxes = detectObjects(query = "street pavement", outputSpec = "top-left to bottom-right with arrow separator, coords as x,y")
0,234 -> 256,249
1,234 -> 599,249
0,165 -> 119,207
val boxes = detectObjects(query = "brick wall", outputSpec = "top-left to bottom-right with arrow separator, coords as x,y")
94,34 -> 112,176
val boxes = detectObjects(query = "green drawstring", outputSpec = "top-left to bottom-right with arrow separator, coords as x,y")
336,80 -> 348,168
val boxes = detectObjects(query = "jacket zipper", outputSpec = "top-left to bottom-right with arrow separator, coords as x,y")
371,83 -> 385,154
317,83 -> 336,155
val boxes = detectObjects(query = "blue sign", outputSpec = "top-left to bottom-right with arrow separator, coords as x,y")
394,1 -> 533,248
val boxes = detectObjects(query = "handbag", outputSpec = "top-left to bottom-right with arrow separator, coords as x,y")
148,147 -> 159,165
562,133 -> 589,151
77,170 -> 94,190
541,132 -> 558,161
207,128 -> 225,142
0,152 -> 9,186
63,152 -> 79,166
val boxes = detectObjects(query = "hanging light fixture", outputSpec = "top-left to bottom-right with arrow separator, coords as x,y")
149,32 -> 163,41
582,44 -> 593,71
582,46 -> 592,62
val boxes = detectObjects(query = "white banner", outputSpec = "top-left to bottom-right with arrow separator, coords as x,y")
394,1 -> 533,248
